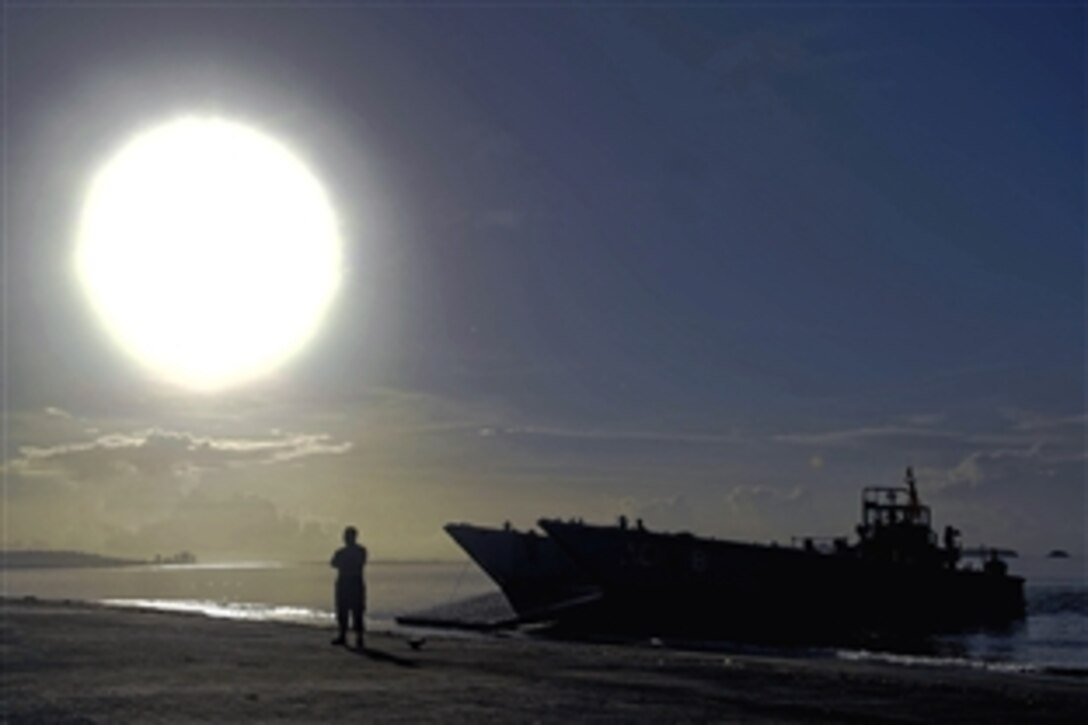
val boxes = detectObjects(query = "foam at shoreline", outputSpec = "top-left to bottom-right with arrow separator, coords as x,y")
98,597 -> 332,626
836,648 -> 1040,674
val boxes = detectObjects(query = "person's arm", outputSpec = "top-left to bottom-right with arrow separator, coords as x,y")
331,549 -> 340,568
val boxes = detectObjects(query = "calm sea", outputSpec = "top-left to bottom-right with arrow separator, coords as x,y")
3,556 -> 1084,674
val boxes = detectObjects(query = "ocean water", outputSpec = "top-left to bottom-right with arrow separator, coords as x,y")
3,556 -> 1084,674
1,560 -> 503,630
844,555 -> 1087,675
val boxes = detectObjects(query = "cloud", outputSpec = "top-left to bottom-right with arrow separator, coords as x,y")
920,443 -> 1046,492
193,432 -> 353,463
494,425 -> 744,445
773,425 -> 958,447
725,483 -> 807,508
713,483 -> 812,543
777,411 -> 1085,497
774,411 -> 1085,453
919,433 -> 1086,501
1,416 -> 354,558
897,413 -> 945,427
100,492 -> 337,561
3,484 -> 337,561
1004,410 -> 1088,432
923,453 -> 985,490
7,427 -> 352,480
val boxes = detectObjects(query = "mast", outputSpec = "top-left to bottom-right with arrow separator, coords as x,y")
905,466 -> 922,524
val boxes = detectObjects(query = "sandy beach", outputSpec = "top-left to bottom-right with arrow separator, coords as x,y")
2,598 -> 1085,723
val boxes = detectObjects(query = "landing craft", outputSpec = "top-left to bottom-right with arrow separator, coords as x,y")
436,469 -> 1025,640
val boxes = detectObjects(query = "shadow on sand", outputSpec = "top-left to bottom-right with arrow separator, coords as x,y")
351,645 -> 418,668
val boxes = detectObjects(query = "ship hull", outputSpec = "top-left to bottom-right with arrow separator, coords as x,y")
444,523 -> 598,620
538,520 -> 1026,640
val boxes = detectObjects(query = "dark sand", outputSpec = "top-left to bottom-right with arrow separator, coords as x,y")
2,598 -> 1085,723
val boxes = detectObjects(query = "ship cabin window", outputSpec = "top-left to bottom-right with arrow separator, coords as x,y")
865,505 -> 932,529
862,487 -> 933,534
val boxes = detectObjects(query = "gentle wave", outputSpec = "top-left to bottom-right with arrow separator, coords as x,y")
1029,588 -> 1088,616
136,561 -> 287,571
836,648 -> 1040,674
100,597 -> 331,625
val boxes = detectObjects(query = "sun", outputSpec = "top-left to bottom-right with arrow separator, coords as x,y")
75,117 -> 343,391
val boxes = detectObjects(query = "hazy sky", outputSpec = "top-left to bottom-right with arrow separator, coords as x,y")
3,3 -> 1083,561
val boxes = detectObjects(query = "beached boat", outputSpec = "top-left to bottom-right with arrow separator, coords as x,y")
538,469 -> 1025,638
442,469 -> 1024,638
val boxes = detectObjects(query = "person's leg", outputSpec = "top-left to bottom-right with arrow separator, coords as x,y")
332,585 -> 347,645
352,594 -> 365,649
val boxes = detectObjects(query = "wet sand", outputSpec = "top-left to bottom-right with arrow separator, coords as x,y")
2,597 -> 1085,723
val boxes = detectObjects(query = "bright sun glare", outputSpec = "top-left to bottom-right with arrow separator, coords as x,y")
75,117 -> 342,391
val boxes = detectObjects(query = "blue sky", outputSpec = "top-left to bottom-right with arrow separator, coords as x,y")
3,3 -> 1083,561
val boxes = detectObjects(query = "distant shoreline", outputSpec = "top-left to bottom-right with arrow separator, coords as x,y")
0,550 -> 146,569
1,549 -> 201,569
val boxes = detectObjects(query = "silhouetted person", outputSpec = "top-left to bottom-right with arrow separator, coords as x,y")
331,525 -> 367,649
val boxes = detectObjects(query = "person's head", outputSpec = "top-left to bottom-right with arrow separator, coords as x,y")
343,526 -> 358,545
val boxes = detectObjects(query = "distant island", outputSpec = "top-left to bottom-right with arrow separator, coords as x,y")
1047,549 -> 1071,559
151,551 -> 197,565
1,550 -> 196,569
